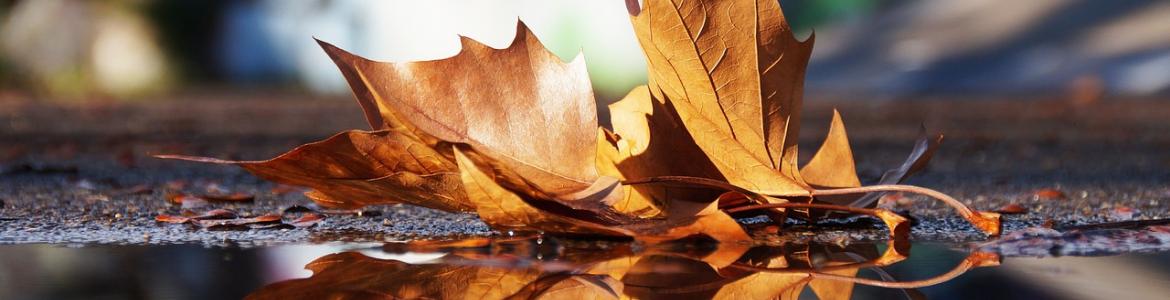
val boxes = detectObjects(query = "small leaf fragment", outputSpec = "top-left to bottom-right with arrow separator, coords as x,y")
285,212 -> 326,228
995,203 -> 1028,215
155,214 -> 190,224
1033,188 -> 1068,200
193,213 -> 282,228
198,192 -> 254,202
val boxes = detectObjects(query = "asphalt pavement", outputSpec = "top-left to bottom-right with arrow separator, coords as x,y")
2,92 -> 1168,250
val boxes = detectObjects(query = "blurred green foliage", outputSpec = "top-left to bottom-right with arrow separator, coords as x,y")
782,0 -> 895,32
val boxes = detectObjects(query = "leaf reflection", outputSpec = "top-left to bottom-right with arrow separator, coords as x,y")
248,237 -> 998,300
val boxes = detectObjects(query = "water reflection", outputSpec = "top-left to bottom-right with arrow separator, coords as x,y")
248,237 -> 999,299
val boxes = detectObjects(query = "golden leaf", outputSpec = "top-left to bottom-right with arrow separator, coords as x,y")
459,145 -> 750,244
318,22 -> 602,198
628,0 -> 814,195
801,110 -> 861,189
161,0 -> 1002,240
600,85 -> 727,215
454,147 -> 635,237
158,130 -> 469,211
624,0 -> 998,235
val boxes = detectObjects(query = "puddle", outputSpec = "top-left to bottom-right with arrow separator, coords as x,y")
3,238 -> 1170,299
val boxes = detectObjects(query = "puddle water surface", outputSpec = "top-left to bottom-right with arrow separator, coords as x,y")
2,238 -> 1169,299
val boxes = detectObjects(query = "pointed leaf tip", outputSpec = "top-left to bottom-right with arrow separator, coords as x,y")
626,0 -> 642,16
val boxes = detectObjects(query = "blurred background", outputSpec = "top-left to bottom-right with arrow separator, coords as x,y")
2,0 -> 1168,103
3,2 -> 1170,299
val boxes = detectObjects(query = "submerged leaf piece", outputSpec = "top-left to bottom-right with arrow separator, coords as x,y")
159,130 -> 470,211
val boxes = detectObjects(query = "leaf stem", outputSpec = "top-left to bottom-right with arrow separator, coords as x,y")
802,185 -> 1000,236
622,177 -> 1001,236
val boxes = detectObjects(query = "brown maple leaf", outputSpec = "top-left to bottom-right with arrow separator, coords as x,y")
626,0 -> 813,195
159,130 -> 470,211
161,0 -> 1000,241
617,0 -> 999,235
162,22 -> 754,243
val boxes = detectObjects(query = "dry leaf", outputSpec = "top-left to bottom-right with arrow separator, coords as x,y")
628,0 -> 814,195
995,203 -> 1028,214
179,196 -> 209,210
160,130 -> 470,211
599,85 -> 726,216
284,212 -> 326,228
193,213 -> 282,228
269,184 -> 300,196
158,0 -> 1002,241
198,192 -> 254,202
318,22 -> 601,198
154,214 -> 193,224
624,0 -> 996,234
457,147 -> 750,243
454,148 -> 635,237
807,128 -> 942,218
846,129 -> 943,208
157,208 -> 325,229
801,110 -> 861,190
1033,188 -> 1069,200
156,208 -> 236,224
796,110 -> 862,217
316,22 -> 756,242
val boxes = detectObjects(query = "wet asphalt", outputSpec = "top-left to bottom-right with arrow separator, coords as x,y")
2,94 -> 1168,249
